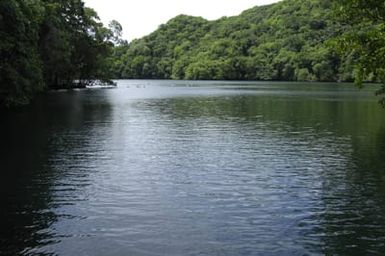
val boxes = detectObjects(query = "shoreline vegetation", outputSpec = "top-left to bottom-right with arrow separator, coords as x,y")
0,0 -> 123,107
1,0 -> 384,107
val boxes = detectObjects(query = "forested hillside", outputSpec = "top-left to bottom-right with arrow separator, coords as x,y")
112,0 -> 353,81
0,0 -> 122,107
2,0 -> 383,107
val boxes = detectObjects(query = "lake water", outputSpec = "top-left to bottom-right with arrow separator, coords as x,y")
1,80 -> 385,255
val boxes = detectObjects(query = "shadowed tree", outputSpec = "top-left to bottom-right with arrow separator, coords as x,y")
333,0 -> 385,104
0,0 -> 44,106
0,0 -> 122,106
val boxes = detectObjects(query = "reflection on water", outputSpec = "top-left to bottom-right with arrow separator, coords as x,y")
1,81 -> 385,255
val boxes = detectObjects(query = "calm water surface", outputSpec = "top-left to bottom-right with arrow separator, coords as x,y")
1,81 -> 385,255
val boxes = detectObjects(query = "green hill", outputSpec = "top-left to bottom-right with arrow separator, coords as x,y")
111,0 -> 353,81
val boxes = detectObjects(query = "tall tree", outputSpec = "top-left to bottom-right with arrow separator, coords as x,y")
1,0 -> 122,106
39,0 -> 117,88
0,0 -> 44,106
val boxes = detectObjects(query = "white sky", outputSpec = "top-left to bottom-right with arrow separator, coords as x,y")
83,0 -> 281,41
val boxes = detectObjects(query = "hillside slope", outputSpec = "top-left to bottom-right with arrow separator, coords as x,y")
111,0 -> 353,81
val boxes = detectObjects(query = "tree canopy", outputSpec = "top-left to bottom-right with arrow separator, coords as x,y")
2,0 -> 385,107
333,0 -> 385,103
111,0 -> 352,82
0,0 -> 121,107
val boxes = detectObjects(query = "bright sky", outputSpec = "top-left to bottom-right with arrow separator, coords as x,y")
83,0 -> 281,41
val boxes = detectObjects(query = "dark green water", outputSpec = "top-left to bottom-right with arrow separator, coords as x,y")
1,81 -> 385,255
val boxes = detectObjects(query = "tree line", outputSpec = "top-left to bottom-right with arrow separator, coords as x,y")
110,0 -> 345,81
1,0 -> 384,106
110,0 -> 385,101
0,0 -> 123,107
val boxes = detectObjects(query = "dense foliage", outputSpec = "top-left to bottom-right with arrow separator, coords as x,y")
332,0 -> 385,103
111,0 -> 354,82
2,0 -> 384,106
0,0 -> 121,107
